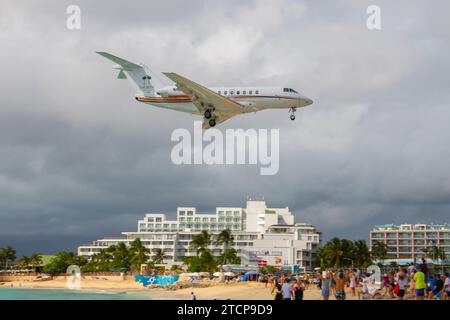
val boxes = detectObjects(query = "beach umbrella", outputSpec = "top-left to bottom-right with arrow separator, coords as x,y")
213,272 -> 223,277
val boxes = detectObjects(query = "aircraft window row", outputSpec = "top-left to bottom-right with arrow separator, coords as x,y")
283,88 -> 298,93
218,90 -> 259,96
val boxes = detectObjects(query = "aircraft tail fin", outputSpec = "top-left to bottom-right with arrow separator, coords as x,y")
96,51 -> 163,97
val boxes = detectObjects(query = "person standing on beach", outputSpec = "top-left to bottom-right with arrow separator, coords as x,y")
267,275 -> 274,290
272,281 -> 283,300
409,272 -> 416,297
281,278 -> 292,300
349,271 -> 357,297
330,272 -> 336,296
191,292 -> 196,300
396,269 -> 408,300
292,280 -> 304,300
413,266 -> 426,300
304,273 -> 310,289
335,271 -> 347,300
407,263 -> 415,277
430,274 -> 443,300
444,273 -> 450,300
321,271 -> 331,300
382,273 -> 389,296
387,272 -> 395,298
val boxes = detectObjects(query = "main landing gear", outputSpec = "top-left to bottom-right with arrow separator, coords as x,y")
203,106 -> 216,127
289,107 -> 297,121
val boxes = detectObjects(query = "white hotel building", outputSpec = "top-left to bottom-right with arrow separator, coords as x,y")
78,198 -> 322,271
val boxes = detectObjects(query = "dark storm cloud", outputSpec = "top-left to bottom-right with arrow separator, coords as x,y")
1,0 -> 449,255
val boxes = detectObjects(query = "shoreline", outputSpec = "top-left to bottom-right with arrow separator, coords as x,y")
0,280 -> 361,300
1,279 -> 418,300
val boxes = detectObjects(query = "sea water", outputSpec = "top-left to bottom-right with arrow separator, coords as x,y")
0,288 -> 148,300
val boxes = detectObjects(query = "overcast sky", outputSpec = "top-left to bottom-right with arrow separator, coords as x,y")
1,0 -> 450,256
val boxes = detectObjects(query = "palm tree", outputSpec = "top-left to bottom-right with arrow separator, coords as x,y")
0,246 -> 16,270
88,249 -> 113,271
353,240 -> 372,267
216,229 -> 234,264
17,256 -> 31,270
190,231 -> 211,257
421,247 -> 431,260
129,238 -> 150,272
371,240 -> 388,265
152,248 -> 166,264
324,237 -> 345,268
430,245 -> 446,272
112,242 -> 131,270
29,254 -> 43,271
220,248 -> 239,265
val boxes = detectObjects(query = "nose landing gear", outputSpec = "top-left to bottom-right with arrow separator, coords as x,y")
289,107 -> 297,121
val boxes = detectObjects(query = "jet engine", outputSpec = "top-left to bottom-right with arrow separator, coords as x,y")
156,85 -> 185,97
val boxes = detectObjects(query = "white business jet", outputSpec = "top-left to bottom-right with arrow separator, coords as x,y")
97,52 -> 313,129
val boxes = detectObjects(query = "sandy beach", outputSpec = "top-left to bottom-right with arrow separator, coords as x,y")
0,278 -> 369,300
171,282 -> 364,300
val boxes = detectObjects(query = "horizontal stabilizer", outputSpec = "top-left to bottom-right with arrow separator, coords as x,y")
96,51 -> 141,71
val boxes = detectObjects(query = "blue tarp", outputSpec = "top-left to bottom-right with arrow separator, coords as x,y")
242,271 -> 259,281
135,275 -> 179,286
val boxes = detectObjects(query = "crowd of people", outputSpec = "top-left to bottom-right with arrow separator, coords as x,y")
266,259 -> 449,300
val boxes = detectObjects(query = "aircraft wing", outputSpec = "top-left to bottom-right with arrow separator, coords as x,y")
163,72 -> 244,128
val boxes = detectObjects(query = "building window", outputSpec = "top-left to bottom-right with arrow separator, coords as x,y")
237,91 -> 240,95
249,90 -> 253,95
230,90 -> 234,95
255,90 -> 259,94
224,91 -> 228,95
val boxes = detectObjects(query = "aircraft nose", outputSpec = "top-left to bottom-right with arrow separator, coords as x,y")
302,96 -> 313,106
